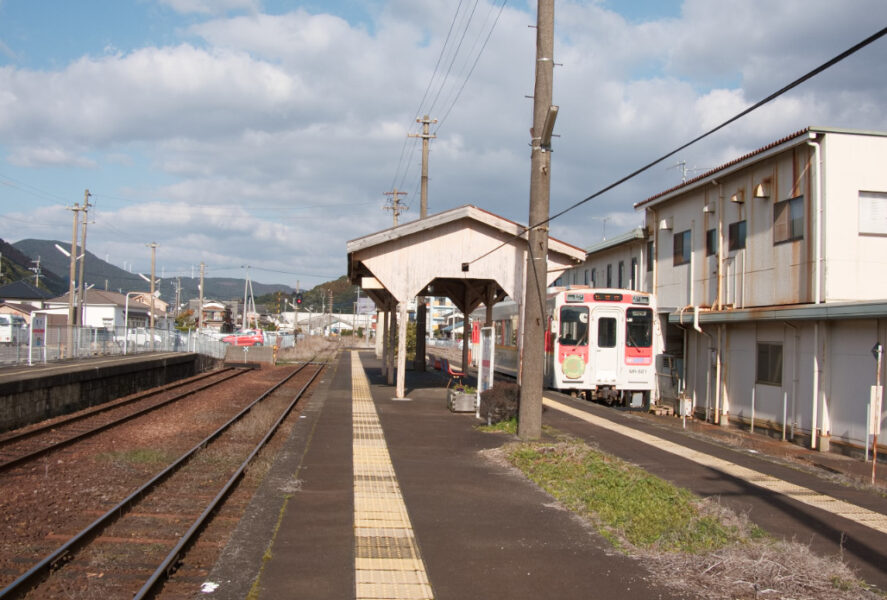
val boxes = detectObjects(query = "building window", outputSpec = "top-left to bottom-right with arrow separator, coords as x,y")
774,196 -> 804,243
590,268 -> 597,287
705,228 -> 718,256
618,261 -> 624,288
630,257 -> 638,290
646,241 -> 654,271
728,220 -> 746,251
673,229 -> 691,266
606,264 -> 613,287
756,342 -> 783,386
584,269 -> 590,285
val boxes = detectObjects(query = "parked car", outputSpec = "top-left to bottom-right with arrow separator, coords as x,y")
0,315 -> 27,345
116,327 -> 162,347
221,329 -> 264,346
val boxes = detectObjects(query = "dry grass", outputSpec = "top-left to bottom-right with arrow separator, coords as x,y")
498,439 -> 883,600
276,336 -> 339,363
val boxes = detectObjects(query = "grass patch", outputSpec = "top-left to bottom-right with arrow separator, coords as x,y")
506,439 -> 736,553
476,417 -> 517,435
500,437 -> 881,599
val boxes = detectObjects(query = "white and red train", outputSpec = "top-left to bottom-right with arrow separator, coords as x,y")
471,287 -> 662,406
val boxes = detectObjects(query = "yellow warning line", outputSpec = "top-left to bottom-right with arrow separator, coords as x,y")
352,352 -> 434,600
544,396 -> 887,536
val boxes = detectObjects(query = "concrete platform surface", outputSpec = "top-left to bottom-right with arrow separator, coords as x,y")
205,349 -> 887,599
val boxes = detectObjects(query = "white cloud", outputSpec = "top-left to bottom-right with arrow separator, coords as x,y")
157,0 -> 260,16
1,1 -> 886,288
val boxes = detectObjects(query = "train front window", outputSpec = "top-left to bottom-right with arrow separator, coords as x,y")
559,306 -> 589,346
625,308 -> 653,348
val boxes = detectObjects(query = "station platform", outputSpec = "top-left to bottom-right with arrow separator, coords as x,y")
206,350 -> 887,599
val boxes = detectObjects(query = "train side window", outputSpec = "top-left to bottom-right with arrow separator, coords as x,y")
559,306 -> 589,346
597,317 -> 616,348
625,308 -> 653,347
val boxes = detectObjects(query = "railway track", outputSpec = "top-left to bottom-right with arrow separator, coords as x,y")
0,359 -> 326,599
0,367 -> 249,473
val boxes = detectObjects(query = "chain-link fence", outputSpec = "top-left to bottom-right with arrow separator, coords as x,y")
0,325 -> 234,366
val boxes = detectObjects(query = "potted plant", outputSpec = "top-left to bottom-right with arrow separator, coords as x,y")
447,383 -> 476,412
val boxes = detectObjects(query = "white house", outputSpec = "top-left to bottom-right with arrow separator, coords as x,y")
635,126 -> 887,454
44,289 -> 169,330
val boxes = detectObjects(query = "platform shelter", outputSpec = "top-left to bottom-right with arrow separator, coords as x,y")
346,205 -> 585,398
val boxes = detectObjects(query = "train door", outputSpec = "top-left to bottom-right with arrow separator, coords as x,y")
591,307 -> 621,384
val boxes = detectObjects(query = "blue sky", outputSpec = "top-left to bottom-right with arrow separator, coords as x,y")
1,0 -> 885,291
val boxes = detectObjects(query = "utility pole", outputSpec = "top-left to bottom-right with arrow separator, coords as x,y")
384,189 -> 407,226
242,266 -> 250,330
66,201 -> 81,357
519,0 -> 555,441
175,276 -> 182,317
147,242 -> 158,333
198,262 -> 205,330
77,189 -> 91,325
409,115 -> 437,372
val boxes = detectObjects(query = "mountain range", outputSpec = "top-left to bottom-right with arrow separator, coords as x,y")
4,238 -> 295,305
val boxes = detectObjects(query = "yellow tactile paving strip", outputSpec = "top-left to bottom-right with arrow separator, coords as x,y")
544,396 -> 887,536
352,352 -> 434,600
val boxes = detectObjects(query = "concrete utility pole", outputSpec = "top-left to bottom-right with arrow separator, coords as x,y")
77,189 -> 91,325
30,257 -> 42,287
519,0 -> 555,441
384,189 -> 407,226
410,115 -> 437,372
66,201 -> 81,357
198,262 -> 205,330
147,242 -> 158,333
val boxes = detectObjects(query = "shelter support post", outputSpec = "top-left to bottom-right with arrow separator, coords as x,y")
381,311 -> 389,376
387,305 -> 396,386
396,302 -> 408,398
415,297 -> 426,372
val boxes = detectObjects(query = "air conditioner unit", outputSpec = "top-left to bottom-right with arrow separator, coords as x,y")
659,217 -> 673,231
730,189 -> 745,203
703,202 -> 715,213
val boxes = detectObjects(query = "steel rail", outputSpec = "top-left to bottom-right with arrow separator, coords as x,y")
0,367 -> 238,446
0,361 -> 312,599
0,367 -> 249,473
135,363 -> 324,599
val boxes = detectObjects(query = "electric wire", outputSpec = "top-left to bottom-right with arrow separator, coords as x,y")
394,0 -> 507,199
435,0 -> 508,132
388,1 -> 466,194
427,0 -> 481,117
465,24 -> 887,268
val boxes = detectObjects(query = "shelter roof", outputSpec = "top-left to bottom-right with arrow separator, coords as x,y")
347,205 -> 585,314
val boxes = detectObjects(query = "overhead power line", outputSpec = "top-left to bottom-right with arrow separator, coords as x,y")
466,24 -> 887,268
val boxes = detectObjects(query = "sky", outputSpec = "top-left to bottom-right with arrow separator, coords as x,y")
1,0 -> 886,291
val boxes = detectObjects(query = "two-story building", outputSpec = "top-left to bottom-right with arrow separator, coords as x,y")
556,227 -> 649,292
635,126 -> 887,453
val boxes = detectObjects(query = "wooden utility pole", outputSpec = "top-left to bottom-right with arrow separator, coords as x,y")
384,189 -> 407,226
410,115 -> 436,372
77,189 -> 91,325
519,0 -> 555,440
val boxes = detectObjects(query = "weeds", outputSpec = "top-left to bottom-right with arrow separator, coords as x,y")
500,437 -> 881,599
